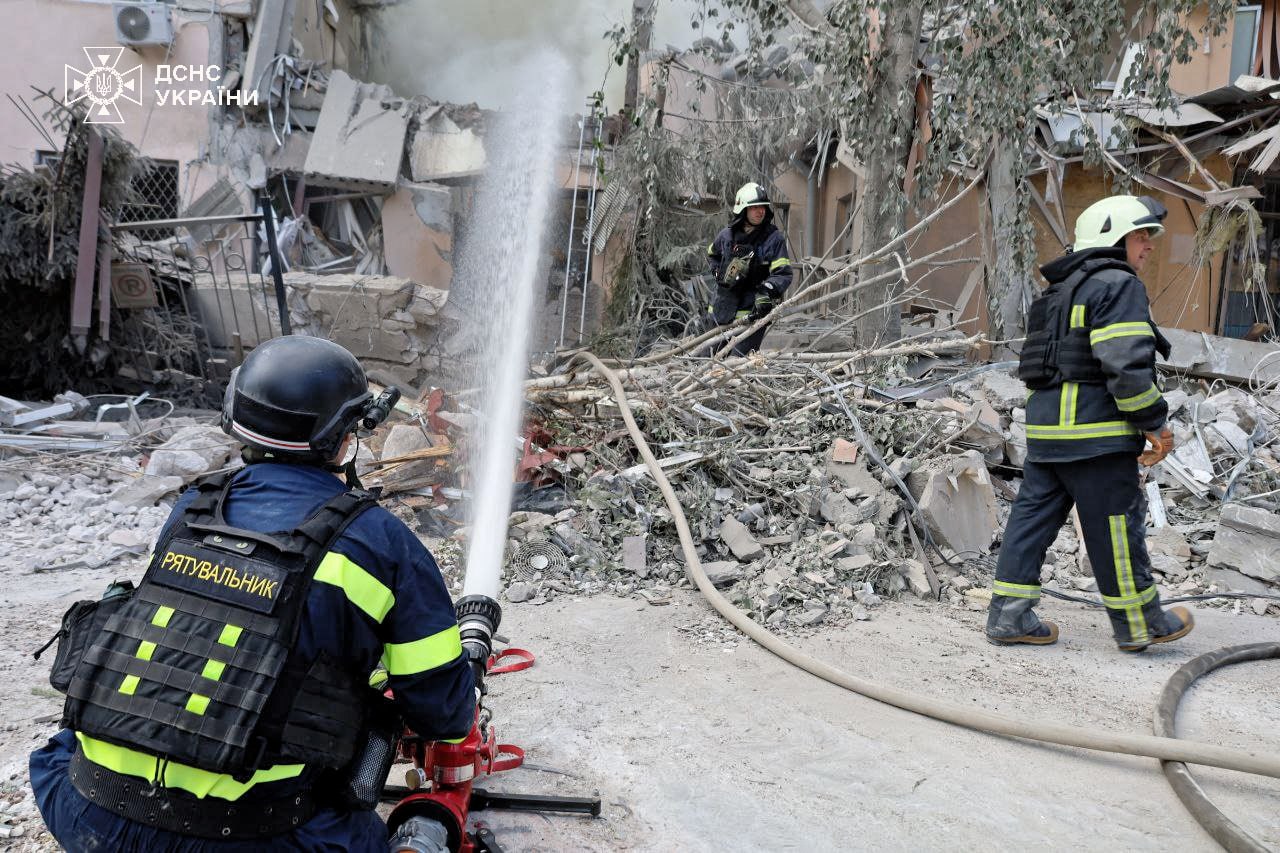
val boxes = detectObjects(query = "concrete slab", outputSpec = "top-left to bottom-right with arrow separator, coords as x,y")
1159,327 -> 1280,384
409,111 -> 487,181
1207,504 -> 1280,584
907,450 -> 999,556
305,70 -> 411,190
242,0 -> 295,107
720,517 -> 764,562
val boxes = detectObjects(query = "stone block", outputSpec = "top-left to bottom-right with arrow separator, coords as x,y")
111,475 -> 185,507
381,424 -> 433,460
145,425 -> 236,482
1207,504 -> 1280,583
907,451 -> 999,556
976,370 -> 1027,412
1205,566 -> 1275,595
703,560 -> 744,588
622,535 -> 647,577
720,517 -> 764,562
409,112 -> 487,181
899,559 -> 932,597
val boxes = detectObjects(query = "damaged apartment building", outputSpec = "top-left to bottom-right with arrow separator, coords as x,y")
635,2 -> 1280,374
0,0 -> 610,395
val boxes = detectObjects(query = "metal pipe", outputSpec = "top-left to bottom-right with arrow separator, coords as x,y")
805,159 -> 819,257
558,105 -> 589,348
259,193 -> 292,336
577,106 -> 602,344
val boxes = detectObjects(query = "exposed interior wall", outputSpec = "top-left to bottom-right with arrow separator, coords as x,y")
1027,165 -> 1224,333
1165,6 -> 1237,95
292,0 -> 359,73
0,0 -> 221,208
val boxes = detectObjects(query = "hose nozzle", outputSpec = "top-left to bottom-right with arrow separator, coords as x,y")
455,594 -> 502,690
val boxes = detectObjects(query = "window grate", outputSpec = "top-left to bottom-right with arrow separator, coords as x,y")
120,160 -> 180,241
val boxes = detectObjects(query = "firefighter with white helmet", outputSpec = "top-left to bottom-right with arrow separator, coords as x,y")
986,194 -> 1194,653
704,182 -> 795,354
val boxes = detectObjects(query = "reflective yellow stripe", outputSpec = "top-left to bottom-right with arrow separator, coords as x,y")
735,309 -> 751,318
119,675 -> 139,695
201,659 -> 226,681
136,641 -> 156,661
1059,382 -> 1078,427
769,257 -> 790,271
217,624 -> 242,647
152,606 -> 174,628
1090,322 -> 1153,345
1070,304 -> 1086,329
441,735 -> 467,745
1101,586 -> 1158,608
1025,421 -> 1139,440
315,552 -> 395,623
1109,514 -> 1148,644
993,581 -> 1040,599
707,242 -> 715,255
76,733 -> 304,801
381,625 -> 463,676
1115,384 -> 1161,412
186,693 -> 210,715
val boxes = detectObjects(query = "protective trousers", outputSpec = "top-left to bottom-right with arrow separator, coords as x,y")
988,453 -> 1183,648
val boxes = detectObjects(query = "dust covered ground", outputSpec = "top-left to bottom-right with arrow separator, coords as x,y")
1,552 -> 1277,852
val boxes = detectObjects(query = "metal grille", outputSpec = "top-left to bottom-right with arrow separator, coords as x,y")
120,161 -> 180,241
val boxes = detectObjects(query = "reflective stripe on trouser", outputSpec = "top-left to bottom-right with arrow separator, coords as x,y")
991,453 -> 1167,646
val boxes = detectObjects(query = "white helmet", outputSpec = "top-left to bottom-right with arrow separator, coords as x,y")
1073,195 -> 1167,251
732,182 -> 771,215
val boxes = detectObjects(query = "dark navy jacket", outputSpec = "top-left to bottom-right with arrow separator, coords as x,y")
1026,248 -> 1171,463
706,220 -> 793,324
32,462 -> 473,852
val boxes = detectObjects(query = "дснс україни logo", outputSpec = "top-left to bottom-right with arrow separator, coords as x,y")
65,47 -> 143,124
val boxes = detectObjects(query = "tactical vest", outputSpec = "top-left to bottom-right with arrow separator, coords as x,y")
62,471 -> 377,781
1018,259 -> 1132,390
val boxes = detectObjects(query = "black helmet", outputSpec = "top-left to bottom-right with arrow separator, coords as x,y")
220,336 -> 372,462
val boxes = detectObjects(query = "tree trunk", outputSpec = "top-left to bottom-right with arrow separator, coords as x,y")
623,1 -> 655,116
853,2 -> 925,347
986,137 -> 1034,356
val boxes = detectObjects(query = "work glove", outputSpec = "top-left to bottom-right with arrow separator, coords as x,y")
1138,426 -> 1174,467
747,296 -> 774,322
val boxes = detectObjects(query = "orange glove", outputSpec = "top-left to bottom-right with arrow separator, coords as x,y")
1138,427 -> 1174,467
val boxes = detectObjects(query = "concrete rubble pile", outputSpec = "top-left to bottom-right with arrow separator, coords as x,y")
0,393 -> 241,578
7,335 -> 1280,641
393,347 -> 1280,631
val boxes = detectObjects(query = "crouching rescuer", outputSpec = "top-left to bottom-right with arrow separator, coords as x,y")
986,194 -> 1194,652
30,336 -> 485,852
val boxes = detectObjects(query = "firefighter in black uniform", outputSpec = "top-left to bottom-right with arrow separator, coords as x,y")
987,194 -> 1194,652
705,182 -> 794,355
31,336 -> 476,852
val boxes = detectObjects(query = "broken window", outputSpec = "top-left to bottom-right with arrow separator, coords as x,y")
1232,5 -> 1262,83
1218,176 -> 1280,339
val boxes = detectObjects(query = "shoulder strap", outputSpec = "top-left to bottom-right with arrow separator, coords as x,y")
1053,259 -> 1132,338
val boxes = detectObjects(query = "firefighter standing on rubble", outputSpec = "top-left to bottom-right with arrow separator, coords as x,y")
986,194 -> 1195,652
30,336 -> 474,852
704,181 -> 794,355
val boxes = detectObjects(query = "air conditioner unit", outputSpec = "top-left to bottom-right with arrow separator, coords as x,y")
113,2 -> 173,48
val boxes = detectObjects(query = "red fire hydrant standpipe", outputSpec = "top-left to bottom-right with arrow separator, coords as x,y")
383,644 -> 601,853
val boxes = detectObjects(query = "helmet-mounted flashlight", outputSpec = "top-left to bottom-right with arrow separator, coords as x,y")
359,387 -> 401,434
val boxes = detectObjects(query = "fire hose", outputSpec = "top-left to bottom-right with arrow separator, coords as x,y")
573,351 -> 1280,848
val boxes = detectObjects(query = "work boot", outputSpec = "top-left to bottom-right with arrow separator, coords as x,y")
986,594 -> 1059,646
1110,591 -> 1195,652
